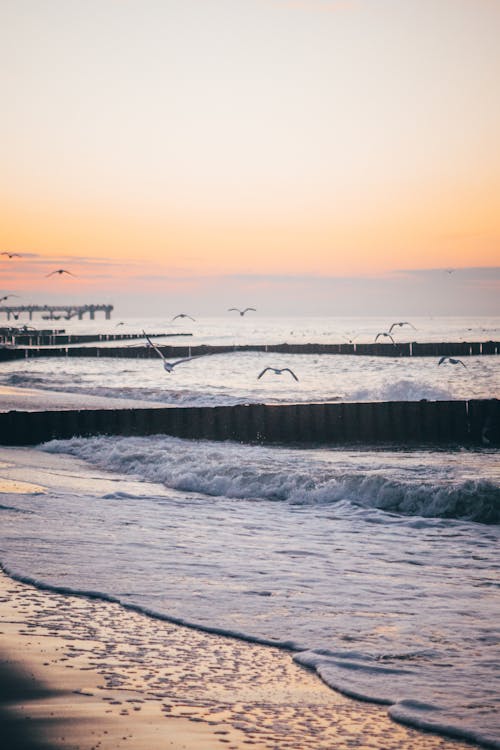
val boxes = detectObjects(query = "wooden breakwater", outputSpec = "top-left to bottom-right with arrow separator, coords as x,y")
0,330 -> 191,347
0,399 -> 498,446
0,340 -> 499,362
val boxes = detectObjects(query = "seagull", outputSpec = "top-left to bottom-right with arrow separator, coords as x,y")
0,294 -> 19,302
45,269 -> 75,277
438,356 -> 467,368
340,331 -> 360,344
388,321 -> 416,334
228,307 -> 256,316
375,332 -> 395,344
1,252 -> 22,258
143,331 -> 204,373
257,367 -> 299,382
172,313 -> 196,322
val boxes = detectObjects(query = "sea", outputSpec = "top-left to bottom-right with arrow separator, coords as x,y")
0,315 -> 499,748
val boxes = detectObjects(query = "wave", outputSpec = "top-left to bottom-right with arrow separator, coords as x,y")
350,378 -> 453,402
42,436 -> 500,523
295,650 -> 500,749
1,372 -> 456,405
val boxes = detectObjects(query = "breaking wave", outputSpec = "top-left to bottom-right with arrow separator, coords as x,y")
42,435 -> 500,524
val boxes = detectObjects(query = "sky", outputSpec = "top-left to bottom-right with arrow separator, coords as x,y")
1,0 -> 499,316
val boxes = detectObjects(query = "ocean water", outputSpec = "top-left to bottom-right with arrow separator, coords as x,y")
1,315 -> 499,405
0,316 -> 499,748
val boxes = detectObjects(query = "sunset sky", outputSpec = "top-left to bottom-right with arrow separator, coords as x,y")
1,0 -> 499,315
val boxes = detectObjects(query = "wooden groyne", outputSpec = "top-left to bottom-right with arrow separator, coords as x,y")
0,399 -> 498,447
0,331 -> 191,347
0,340 -> 498,362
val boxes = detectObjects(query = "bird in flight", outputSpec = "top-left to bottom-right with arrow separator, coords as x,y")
46,269 -> 75,277
0,294 -> 19,302
339,331 -> 360,344
375,332 -> 395,344
172,313 -> 196,322
438,356 -> 467,368
143,331 -> 204,373
258,366 -> 299,382
388,321 -> 416,334
1,252 -> 22,258
228,307 -> 256,316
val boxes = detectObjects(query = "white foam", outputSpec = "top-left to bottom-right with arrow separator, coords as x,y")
42,436 -> 500,523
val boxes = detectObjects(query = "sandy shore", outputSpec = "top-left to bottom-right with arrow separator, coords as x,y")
0,570 -> 479,750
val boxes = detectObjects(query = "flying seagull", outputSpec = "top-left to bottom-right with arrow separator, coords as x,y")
438,356 -> 467,368
172,313 -> 196,322
0,294 -> 19,302
340,331 -> 360,344
1,252 -> 22,258
46,269 -> 76,277
388,321 -> 416,334
228,307 -> 256,316
257,366 -> 299,382
143,331 -> 203,373
375,332 -> 395,344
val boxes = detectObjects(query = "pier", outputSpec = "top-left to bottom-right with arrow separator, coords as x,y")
0,399 -> 498,447
0,304 -> 113,322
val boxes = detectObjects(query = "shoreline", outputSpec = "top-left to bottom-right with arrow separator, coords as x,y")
0,569 -> 477,750
0,384 -> 168,413
0,387 -> 490,749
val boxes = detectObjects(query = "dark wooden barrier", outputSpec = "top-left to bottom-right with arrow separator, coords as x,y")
0,340 -> 498,362
0,399 -> 497,447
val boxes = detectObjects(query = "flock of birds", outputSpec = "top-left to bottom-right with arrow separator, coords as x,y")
141,318 -> 468,381
1,253 -> 470,377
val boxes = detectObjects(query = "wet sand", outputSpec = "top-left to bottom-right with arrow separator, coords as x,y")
0,384 -> 167,412
0,570 -> 480,750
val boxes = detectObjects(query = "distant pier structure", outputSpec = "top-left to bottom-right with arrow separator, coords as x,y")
0,304 -> 113,321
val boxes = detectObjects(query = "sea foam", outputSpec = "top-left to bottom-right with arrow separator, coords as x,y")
42,435 -> 500,523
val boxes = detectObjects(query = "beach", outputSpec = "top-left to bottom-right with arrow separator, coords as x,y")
0,567 -> 478,750
0,348 -> 496,750
0,386 -> 484,750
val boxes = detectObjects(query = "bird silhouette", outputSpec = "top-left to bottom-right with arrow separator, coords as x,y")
172,313 -> 196,322
438,356 -> 467,368
228,307 -> 256,316
46,269 -> 75,277
257,366 -> 299,382
0,294 -> 19,302
143,331 -> 204,373
375,332 -> 395,344
339,331 -> 360,344
1,252 -> 22,258
388,321 -> 416,334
